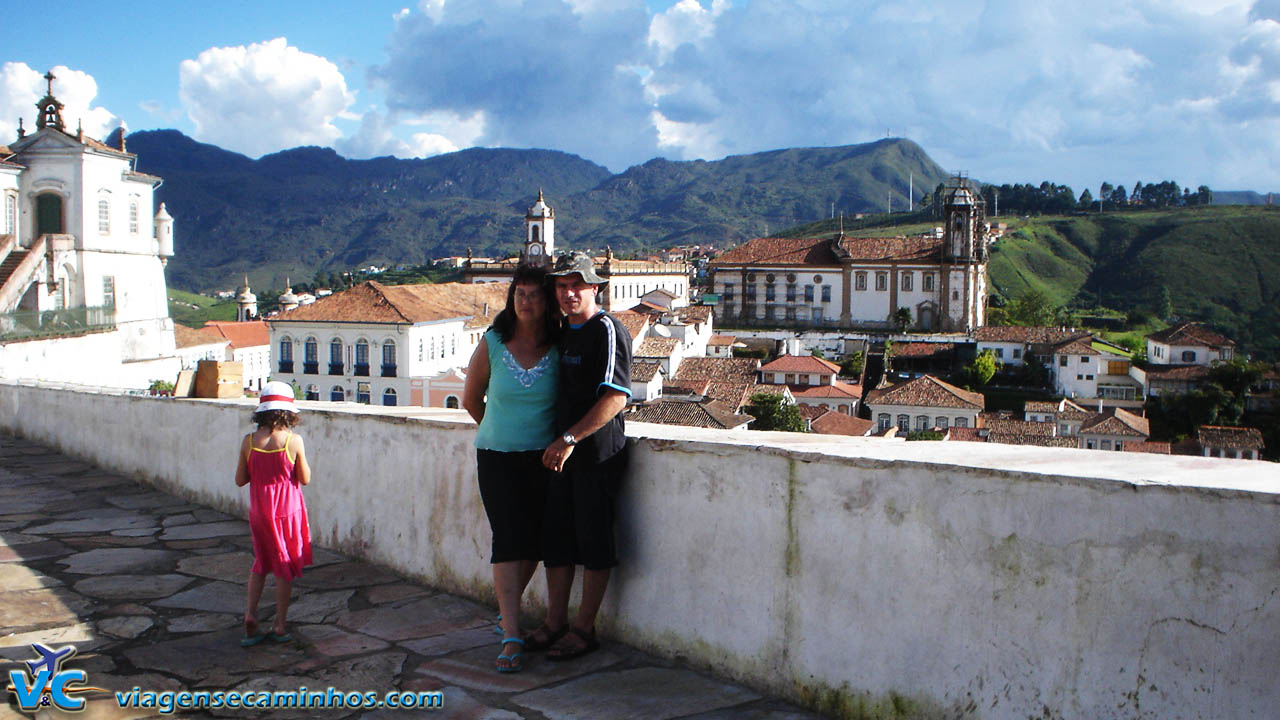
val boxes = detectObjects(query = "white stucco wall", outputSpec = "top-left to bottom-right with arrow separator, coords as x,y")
0,331 -> 178,389
2,381 -> 1279,719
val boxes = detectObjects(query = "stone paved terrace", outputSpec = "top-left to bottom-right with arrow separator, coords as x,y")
0,432 -> 822,720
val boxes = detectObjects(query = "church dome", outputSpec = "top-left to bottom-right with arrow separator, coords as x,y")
526,188 -> 553,218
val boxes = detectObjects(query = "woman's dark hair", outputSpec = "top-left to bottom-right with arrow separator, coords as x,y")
252,409 -> 300,430
491,264 -> 561,344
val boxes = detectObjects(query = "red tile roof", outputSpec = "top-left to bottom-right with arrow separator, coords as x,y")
202,320 -> 269,349
810,411 -> 874,437
272,281 -> 508,327
629,399 -> 754,430
1023,397 -> 1090,420
865,375 -> 985,410
632,361 -> 662,383
1124,441 -> 1172,454
612,311 -> 650,340
174,324 -> 227,349
1080,408 -> 1149,437
796,404 -> 827,420
974,326 -> 1089,344
891,342 -> 955,359
1147,322 -> 1235,348
674,357 -> 760,383
706,380 -> 755,410
707,334 -> 737,346
1196,425 -> 1265,450
1144,364 -> 1212,381
1053,338 -> 1100,356
760,354 -> 841,374
711,234 -> 945,267
791,381 -> 862,400
636,337 -> 680,358
945,427 -> 986,442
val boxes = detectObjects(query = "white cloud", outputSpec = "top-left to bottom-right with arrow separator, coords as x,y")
333,108 -> 485,159
648,0 -> 727,64
0,63 -> 117,142
178,38 -> 355,158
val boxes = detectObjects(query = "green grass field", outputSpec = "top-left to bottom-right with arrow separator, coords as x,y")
168,288 -> 236,327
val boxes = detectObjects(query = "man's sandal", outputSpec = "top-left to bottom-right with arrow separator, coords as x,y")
546,627 -> 599,662
522,623 -> 568,652
496,637 -> 525,673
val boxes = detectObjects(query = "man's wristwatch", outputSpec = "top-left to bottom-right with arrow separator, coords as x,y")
562,432 -> 578,446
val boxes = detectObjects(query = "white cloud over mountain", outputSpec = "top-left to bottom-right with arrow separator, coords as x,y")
178,38 -> 355,158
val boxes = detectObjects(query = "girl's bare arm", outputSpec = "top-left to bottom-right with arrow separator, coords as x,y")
292,434 -> 312,486
234,435 -> 251,487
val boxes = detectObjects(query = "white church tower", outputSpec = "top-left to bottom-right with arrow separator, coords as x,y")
521,189 -> 554,267
0,71 -> 180,387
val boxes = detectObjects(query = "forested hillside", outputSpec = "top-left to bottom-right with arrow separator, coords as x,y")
987,207 -> 1280,358
127,131 -> 949,292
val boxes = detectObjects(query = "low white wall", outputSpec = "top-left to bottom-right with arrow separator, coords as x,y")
0,330 -> 178,389
3,380 -> 1279,719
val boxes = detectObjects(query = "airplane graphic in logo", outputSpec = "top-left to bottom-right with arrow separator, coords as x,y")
25,642 -> 76,677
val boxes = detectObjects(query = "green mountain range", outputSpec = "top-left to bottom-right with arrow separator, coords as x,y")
127,130 -> 949,292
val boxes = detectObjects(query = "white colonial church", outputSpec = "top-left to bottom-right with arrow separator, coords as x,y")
0,72 -> 180,388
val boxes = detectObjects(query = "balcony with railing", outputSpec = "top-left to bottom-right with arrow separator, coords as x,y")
0,305 -> 116,342
1,380 -> 1277,719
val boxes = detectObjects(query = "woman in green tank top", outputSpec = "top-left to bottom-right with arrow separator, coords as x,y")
463,264 -> 560,673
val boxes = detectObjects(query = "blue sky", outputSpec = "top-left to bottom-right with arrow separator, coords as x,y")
5,1 -> 1278,194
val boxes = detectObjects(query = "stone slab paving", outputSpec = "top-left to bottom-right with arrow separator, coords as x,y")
0,432 -> 827,719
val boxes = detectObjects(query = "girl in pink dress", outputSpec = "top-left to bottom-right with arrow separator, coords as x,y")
234,381 -> 313,646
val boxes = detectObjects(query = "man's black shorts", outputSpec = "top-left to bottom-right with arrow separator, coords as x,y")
542,446 -> 628,571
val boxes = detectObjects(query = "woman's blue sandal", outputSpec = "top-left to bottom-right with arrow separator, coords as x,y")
496,637 -> 524,673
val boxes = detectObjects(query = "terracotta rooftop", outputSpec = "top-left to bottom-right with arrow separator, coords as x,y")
674,306 -> 713,325
1024,398 -> 1091,420
632,361 -> 662,383
202,320 -> 269,349
674,357 -> 760,383
974,326 -> 1089,345
981,414 -> 1056,439
945,427 -> 986,442
810,411 -> 874,437
891,342 -> 956,359
865,374 -> 985,410
1124,441 -> 1173,454
705,380 -> 756,410
986,432 -> 1079,448
174,324 -> 228,349
796,404 -> 826,421
707,334 -> 737,346
628,399 -> 754,430
636,337 -> 680,358
611,311 -> 650,340
663,380 -> 709,397
760,354 -> 841,374
1080,408 -> 1150,437
1147,322 -> 1235,348
1053,337 -> 1101,356
1145,365 -> 1212,381
272,281 -> 507,327
711,234 -> 944,267
791,381 -> 862,400
1196,425 -> 1265,450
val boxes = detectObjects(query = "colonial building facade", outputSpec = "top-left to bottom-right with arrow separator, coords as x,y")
709,181 -> 989,332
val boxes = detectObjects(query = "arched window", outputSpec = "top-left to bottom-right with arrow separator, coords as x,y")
128,198 -> 139,235
278,336 -> 294,373
330,339 -> 344,375
915,415 -> 929,431
954,417 -> 969,428
878,414 -> 890,431
305,384 -> 319,401
354,339 -> 369,376
896,414 -> 910,432
330,385 -> 345,402
97,198 -> 110,234
382,340 -> 397,377
382,388 -> 398,406
936,417 -> 949,429
445,395 -> 460,409
304,338 -> 319,374
531,225 -> 540,245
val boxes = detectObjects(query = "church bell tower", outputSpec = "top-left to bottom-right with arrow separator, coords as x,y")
521,189 -> 554,267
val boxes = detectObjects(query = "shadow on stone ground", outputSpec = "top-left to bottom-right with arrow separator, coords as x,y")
0,432 -> 825,720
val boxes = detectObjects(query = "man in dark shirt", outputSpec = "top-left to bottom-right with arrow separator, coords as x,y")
535,253 -> 631,661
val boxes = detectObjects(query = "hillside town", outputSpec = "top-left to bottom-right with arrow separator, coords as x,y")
0,89 -> 1272,461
